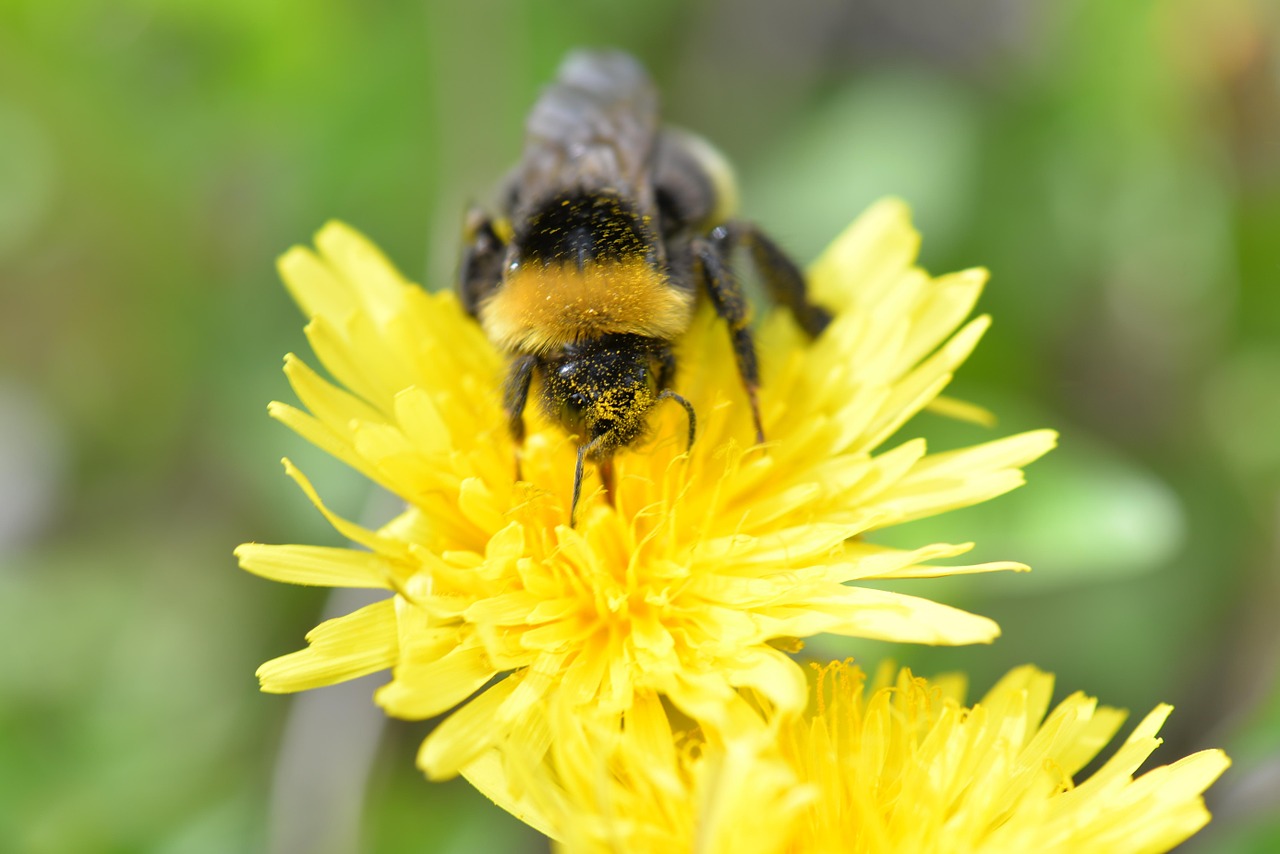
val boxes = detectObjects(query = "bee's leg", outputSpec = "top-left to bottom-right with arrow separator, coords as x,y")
655,346 -> 677,393
711,222 -> 832,338
504,354 -> 537,479
459,207 -> 507,319
692,237 -> 765,444
654,347 -> 696,452
571,438 -> 610,527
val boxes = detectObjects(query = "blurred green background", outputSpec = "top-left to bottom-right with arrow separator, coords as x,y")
2,0 -> 1278,851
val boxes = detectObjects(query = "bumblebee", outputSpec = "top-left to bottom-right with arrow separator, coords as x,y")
459,50 -> 831,523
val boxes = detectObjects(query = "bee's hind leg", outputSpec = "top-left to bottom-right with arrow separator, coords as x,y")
692,237 -> 765,445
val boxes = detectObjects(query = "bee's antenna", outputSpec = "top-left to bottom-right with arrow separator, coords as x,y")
571,445 -> 587,527
658,390 -> 697,452
571,434 -> 608,527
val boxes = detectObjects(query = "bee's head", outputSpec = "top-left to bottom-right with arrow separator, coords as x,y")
541,335 -> 661,455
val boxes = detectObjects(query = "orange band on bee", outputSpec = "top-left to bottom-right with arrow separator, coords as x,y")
480,259 -> 695,354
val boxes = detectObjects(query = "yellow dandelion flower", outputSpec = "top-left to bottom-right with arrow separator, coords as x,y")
507,662 -> 1229,854
497,692 -> 813,851
786,662 -> 1229,853
237,199 -> 1057,780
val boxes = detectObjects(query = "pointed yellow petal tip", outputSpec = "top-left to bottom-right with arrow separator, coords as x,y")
276,244 -> 315,277
926,394 -> 998,427
256,654 -> 303,694
315,220 -> 399,278
832,196 -> 918,251
866,195 -> 912,221
317,218 -> 357,242
1129,703 -> 1176,742
1200,748 -> 1232,777
806,197 -> 925,308
1032,428 -> 1061,453
316,223 -> 363,261
860,196 -> 917,242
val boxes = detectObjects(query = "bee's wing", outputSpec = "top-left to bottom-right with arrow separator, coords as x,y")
517,50 -> 660,206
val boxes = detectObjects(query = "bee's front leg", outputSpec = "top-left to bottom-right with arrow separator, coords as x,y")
691,237 -> 764,445
503,355 -> 537,480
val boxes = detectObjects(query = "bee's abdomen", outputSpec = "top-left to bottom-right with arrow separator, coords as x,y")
653,128 -> 739,233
